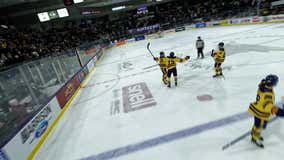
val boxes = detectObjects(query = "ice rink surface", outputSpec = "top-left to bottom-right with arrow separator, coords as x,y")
36,24 -> 284,160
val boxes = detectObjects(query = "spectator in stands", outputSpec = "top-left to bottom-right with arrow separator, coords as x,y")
0,0 -> 264,68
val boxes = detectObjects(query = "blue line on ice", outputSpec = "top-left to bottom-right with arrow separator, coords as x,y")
82,112 -> 250,160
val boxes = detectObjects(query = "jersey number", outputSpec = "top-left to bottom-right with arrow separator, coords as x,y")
256,94 -> 268,109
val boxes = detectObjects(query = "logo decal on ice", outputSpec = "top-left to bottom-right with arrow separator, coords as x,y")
122,82 -> 156,113
197,94 -> 213,101
120,61 -> 133,71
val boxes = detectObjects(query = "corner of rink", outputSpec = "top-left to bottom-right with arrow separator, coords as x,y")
26,48 -> 108,160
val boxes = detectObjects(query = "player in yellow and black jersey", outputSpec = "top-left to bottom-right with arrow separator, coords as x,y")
166,52 -> 190,88
248,75 -> 284,148
211,42 -> 225,77
154,52 -> 168,85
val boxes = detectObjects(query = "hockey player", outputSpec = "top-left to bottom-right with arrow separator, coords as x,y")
196,36 -> 205,59
154,51 -> 168,85
248,74 -> 284,148
166,52 -> 190,88
211,42 -> 225,77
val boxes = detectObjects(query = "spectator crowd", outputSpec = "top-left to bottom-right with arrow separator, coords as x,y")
0,0 -> 278,68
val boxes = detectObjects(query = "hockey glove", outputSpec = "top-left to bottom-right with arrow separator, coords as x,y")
276,108 -> 284,117
211,50 -> 214,57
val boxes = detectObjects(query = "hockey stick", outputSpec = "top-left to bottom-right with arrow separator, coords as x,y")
222,116 -> 278,150
147,42 -> 155,58
146,42 -> 164,73
222,131 -> 250,150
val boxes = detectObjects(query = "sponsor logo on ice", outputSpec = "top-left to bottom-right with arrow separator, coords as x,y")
122,82 -> 156,113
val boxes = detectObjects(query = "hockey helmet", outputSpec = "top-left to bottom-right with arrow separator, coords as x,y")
169,52 -> 175,57
160,51 -> 165,57
265,74 -> 279,87
218,42 -> 224,49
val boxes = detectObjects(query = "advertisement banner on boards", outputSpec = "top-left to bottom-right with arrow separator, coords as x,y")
263,16 -> 269,22
145,33 -> 157,39
87,59 -> 95,71
239,17 -> 251,24
135,35 -> 146,41
163,29 -> 175,33
220,19 -> 230,26
252,16 -> 262,23
175,26 -> 186,32
195,22 -> 206,28
92,55 -> 98,64
85,47 -> 97,55
230,18 -> 240,25
116,40 -> 126,46
0,149 -> 9,160
206,21 -> 220,27
78,67 -> 89,83
126,38 -> 135,42
267,14 -> 284,22
128,24 -> 160,34
56,75 -> 80,108
185,24 -> 195,29
3,97 -> 61,160
96,49 -> 104,60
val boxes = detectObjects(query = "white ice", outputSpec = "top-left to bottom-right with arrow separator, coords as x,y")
35,23 -> 284,160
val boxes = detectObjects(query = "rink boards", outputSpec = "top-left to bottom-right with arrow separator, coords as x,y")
0,46 -> 108,160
